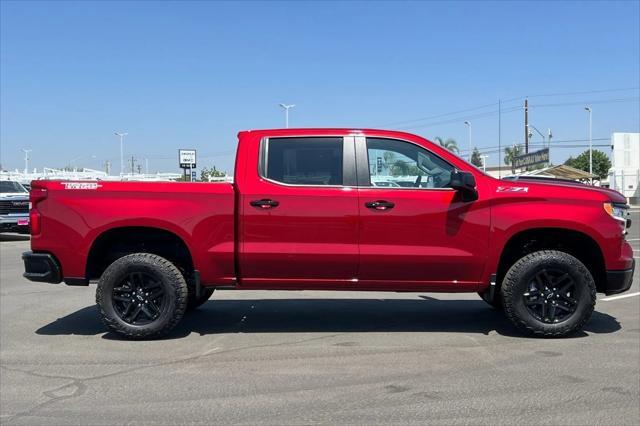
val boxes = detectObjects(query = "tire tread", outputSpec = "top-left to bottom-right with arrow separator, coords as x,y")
501,250 -> 596,337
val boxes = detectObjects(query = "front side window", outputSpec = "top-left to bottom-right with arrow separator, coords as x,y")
265,137 -> 343,186
367,138 -> 454,189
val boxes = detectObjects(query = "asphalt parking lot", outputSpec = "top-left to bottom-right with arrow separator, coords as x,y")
1,210 -> 638,425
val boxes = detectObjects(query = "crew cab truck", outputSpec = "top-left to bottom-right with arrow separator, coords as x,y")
23,129 -> 635,339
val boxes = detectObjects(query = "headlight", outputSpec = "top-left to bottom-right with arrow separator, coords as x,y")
603,202 -> 629,228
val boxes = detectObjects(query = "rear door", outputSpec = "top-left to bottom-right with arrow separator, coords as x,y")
356,136 -> 490,291
238,135 -> 359,288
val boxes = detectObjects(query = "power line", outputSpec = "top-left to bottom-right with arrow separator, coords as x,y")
376,101 -> 501,128
395,97 -> 638,131
456,137 -> 610,154
529,97 -> 639,109
375,87 -> 639,129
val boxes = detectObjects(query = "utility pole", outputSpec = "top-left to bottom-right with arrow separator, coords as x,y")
104,160 -> 111,175
137,164 -> 142,174
21,149 -> 32,174
130,156 -> 135,174
145,158 -> 149,174
524,98 -> 529,154
480,155 -> 489,172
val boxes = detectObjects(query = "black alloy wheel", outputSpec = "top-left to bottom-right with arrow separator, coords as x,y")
112,271 -> 168,325
522,268 -> 577,324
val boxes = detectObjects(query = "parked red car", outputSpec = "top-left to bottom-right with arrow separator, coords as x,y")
23,129 -> 634,338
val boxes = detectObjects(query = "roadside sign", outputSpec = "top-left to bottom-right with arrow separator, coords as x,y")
191,171 -> 197,181
179,149 -> 196,169
513,148 -> 549,169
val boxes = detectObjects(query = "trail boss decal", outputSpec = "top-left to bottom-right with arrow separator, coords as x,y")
61,182 -> 103,190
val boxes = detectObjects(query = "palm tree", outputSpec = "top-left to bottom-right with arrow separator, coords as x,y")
503,144 -> 523,166
434,136 -> 459,154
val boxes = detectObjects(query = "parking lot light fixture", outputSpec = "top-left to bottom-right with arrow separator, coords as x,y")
279,104 -> 295,128
114,132 -> 128,177
464,121 -> 471,161
584,107 -> 592,179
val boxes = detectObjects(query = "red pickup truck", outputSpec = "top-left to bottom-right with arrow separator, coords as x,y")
23,128 -> 634,339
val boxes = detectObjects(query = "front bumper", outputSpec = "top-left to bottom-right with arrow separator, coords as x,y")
605,259 -> 635,295
22,251 -> 62,283
0,214 -> 29,233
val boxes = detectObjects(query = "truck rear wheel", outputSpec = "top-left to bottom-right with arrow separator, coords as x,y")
96,253 -> 188,339
501,250 -> 596,337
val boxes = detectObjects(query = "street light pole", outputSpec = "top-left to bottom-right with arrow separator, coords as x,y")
464,121 -> 471,161
480,155 -> 489,172
584,107 -> 592,178
278,104 -> 295,128
527,124 -> 547,147
114,132 -> 128,177
21,149 -> 32,174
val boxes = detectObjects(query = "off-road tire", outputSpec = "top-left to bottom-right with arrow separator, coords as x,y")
187,287 -> 215,311
502,250 -> 596,337
96,253 -> 188,339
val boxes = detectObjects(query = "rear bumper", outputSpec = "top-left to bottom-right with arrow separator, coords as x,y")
604,259 -> 635,295
22,251 -> 62,283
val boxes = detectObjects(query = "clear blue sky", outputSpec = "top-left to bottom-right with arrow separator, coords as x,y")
1,0 -> 639,173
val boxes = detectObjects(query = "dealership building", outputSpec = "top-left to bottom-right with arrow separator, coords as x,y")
609,132 -> 640,204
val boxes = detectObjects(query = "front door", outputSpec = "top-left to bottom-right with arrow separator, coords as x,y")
239,135 -> 359,288
356,136 -> 490,291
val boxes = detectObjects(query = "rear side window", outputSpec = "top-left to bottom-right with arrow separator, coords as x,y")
264,137 -> 343,186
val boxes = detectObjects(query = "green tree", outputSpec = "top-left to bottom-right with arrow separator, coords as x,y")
470,147 -> 483,167
504,144 -> 523,166
564,149 -> 611,180
434,136 -> 459,154
200,166 -> 227,182
382,151 -> 396,172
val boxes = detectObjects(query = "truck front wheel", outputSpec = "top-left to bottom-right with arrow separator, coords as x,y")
96,253 -> 188,339
501,250 -> 596,337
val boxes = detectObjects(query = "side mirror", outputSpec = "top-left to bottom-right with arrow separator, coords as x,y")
449,171 -> 478,202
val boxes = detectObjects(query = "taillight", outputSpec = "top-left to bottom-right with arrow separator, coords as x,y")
30,209 -> 41,235
29,187 -> 47,236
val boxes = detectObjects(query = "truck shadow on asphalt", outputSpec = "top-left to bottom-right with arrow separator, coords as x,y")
36,298 -> 622,340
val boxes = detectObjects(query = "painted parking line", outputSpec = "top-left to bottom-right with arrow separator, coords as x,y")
600,292 -> 640,302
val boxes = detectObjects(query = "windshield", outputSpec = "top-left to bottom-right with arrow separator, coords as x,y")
0,181 -> 28,193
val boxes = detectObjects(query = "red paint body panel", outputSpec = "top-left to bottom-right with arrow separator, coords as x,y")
29,128 -> 634,293
30,181 -> 236,284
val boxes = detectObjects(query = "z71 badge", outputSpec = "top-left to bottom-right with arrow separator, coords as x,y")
496,186 -> 529,193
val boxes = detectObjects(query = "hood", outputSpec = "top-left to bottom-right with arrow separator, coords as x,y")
494,177 -> 627,204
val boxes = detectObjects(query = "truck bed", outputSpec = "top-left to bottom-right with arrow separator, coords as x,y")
30,180 -> 236,285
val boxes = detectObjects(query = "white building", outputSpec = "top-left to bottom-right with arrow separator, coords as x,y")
609,133 -> 639,203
